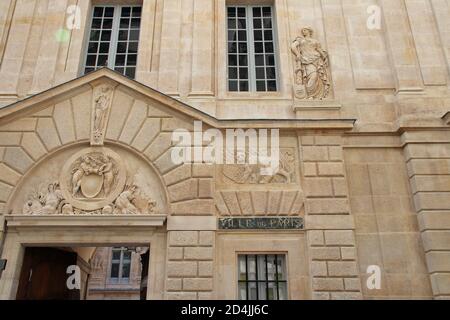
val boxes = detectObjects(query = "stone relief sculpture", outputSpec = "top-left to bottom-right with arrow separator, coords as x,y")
91,85 -> 114,145
291,27 -> 331,100
223,149 -> 296,184
70,153 -> 118,199
22,148 -> 158,216
23,183 -> 65,215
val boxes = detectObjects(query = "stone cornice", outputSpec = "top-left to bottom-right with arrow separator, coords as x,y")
5,214 -> 168,229
0,68 -> 356,131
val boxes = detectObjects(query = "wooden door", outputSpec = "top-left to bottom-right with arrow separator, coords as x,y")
16,248 -> 80,300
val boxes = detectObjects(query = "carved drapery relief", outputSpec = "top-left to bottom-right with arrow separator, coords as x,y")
91,85 -> 114,146
22,148 -> 158,216
291,27 -> 331,100
222,149 -> 296,184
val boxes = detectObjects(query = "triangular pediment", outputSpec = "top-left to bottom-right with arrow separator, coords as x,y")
0,68 -> 217,130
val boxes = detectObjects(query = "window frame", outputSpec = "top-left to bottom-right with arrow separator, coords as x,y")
226,4 -> 280,93
237,253 -> 288,301
108,247 -> 133,285
82,4 -> 142,78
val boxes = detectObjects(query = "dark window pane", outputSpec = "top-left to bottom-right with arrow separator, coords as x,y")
266,55 -> 275,66
263,7 -> 272,17
132,7 -> 142,17
89,30 -> 100,41
101,30 -> 111,41
122,263 -> 131,278
99,42 -> 110,53
127,54 -> 137,66
88,43 -> 98,54
111,264 -> 119,278
238,55 -> 248,66
229,67 -> 238,79
253,7 -> 261,17
265,42 -> 274,53
97,55 -> 108,66
227,7 -> 236,18
267,67 -> 276,79
130,30 -> 140,41
254,42 -> 264,53
121,7 -> 131,17
112,250 -> 121,260
256,67 -> 265,79
237,19 -> 246,29
123,251 -> 132,260
228,19 -> 236,29
264,30 -> 273,41
267,80 -> 277,91
256,81 -> 266,91
228,55 -> 237,66
255,55 -> 264,66
228,42 -> 237,54
127,68 -> 136,78
91,18 -> 102,29
239,81 -> 249,91
115,67 -> 124,75
253,19 -> 262,29
237,8 -> 246,17
238,43 -> 247,54
229,80 -> 238,91
118,30 -> 128,41
128,42 -> 138,53
102,18 -> 113,29
104,7 -> 114,17
117,42 -> 127,54
120,19 -> 130,29
115,55 -> 126,66
238,30 -> 247,41
93,7 -> 103,17
228,31 -> 237,42
85,67 -> 95,74
263,18 -> 272,29
131,18 -> 141,29
239,67 -> 248,80
86,55 -> 96,66
254,30 -> 263,41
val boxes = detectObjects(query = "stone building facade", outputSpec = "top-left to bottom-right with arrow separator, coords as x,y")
0,0 -> 449,300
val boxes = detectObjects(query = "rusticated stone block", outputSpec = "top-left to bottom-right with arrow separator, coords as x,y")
327,261 -> 358,277
167,262 -> 198,277
310,247 -> 341,261
325,231 -> 355,246
184,247 -> 214,261
313,278 -> 344,291
169,231 -> 198,246
166,292 -> 197,300
199,231 -> 214,246
183,278 -> 213,291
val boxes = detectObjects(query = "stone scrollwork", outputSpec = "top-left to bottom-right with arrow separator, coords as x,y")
22,148 -> 158,216
291,27 -> 331,100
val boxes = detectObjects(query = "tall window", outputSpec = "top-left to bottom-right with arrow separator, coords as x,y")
109,247 -> 132,284
238,254 -> 288,300
227,6 -> 278,92
84,5 -> 142,79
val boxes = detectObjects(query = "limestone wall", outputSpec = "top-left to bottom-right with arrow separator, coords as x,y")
0,0 -> 448,125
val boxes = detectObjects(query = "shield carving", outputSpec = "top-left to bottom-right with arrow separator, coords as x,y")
80,174 -> 104,199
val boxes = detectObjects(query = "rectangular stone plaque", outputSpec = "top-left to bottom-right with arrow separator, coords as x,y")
218,217 -> 304,230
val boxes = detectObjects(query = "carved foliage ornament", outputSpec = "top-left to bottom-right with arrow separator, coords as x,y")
23,148 -> 157,216
291,27 -> 331,100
